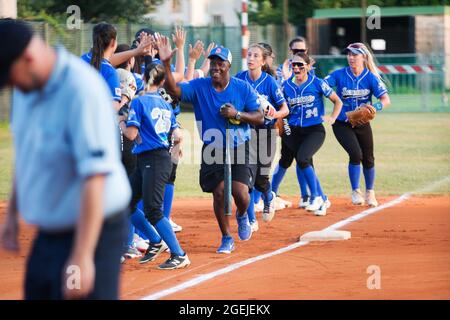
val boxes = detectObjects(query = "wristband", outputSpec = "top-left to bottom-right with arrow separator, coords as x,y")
373,101 -> 383,111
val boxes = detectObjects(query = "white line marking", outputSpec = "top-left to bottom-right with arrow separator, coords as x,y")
141,176 -> 450,300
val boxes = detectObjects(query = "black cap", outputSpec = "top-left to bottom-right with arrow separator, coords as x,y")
134,28 -> 155,39
0,19 -> 34,88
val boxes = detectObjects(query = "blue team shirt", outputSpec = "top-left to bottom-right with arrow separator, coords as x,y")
235,70 -> 285,127
179,77 -> 261,148
81,52 -> 121,102
324,67 -> 388,122
126,92 -> 178,154
282,74 -> 334,127
133,73 -> 145,95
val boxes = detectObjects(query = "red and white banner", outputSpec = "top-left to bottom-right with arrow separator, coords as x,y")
377,65 -> 436,74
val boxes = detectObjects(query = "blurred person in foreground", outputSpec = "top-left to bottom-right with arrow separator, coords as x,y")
0,19 -> 131,300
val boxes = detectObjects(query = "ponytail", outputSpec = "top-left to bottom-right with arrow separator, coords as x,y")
357,43 -> 384,82
144,63 -> 165,91
91,22 -> 117,71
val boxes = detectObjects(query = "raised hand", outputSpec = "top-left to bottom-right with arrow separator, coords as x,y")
189,40 -> 204,61
172,26 -> 186,49
154,33 -> 177,63
136,32 -> 153,56
204,42 -> 216,59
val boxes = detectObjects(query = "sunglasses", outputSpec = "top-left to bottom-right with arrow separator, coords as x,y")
291,62 -> 305,68
291,49 -> 306,54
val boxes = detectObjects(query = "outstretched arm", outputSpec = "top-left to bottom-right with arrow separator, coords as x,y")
155,34 -> 182,99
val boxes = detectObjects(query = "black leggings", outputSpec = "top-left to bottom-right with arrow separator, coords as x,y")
128,149 -> 172,225
279,132 -> 314,169
332,120 -> 374,169
252,127 -> 276,193
285,124 -> 325,169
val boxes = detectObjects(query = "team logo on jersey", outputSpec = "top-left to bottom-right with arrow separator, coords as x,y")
275,88 -> 283,99
342,87 -> 370,99
288,95 -> 315,106
378,82 -> 387,91
321,82 -> 331,93
115,87 -> 121,97
128,109 -> 136,121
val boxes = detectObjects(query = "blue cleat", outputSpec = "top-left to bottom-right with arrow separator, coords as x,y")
217,235 -> 235,254
236,213 -> 252,241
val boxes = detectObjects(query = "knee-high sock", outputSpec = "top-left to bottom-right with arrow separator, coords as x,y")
162,183 -> 175,219
296,165 -> 310,197
247,190 -> 256,223
271,165 -> 287,194
131,206 -> 161,244
363,167 -> 375,190
253,190 -> 262,204
348,164 -> 361,190
154,217 -> 184,257
315,175 -> 325,199
301,166 -> 318,198
126,219 -> 135,248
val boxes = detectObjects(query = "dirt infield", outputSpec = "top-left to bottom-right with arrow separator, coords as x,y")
0,195 -> 449,300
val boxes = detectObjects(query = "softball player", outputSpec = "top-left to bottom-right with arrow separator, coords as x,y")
236,43 -> 289,230
324,43 -> 391,207
282,52 -> 342,216
271,37 -> 313,209
81,22 -> 124,111
118,63 -> 190,269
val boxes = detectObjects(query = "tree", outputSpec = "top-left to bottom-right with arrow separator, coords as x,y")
18,0 -> 163,23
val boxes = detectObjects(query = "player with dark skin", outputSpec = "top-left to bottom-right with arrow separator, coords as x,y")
155,34 -> 263,252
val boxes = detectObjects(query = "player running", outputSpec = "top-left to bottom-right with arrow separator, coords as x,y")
324,43 -> 391,207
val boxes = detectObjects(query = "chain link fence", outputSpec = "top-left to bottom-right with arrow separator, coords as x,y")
0,22 -> 448,121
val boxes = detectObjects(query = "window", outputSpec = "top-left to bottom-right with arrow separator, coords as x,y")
213,15 -> 223,26
172,0 -> 181,12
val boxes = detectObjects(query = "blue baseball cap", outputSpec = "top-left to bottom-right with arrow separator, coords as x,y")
208,46 -> 232,64
344,43 -> 366,55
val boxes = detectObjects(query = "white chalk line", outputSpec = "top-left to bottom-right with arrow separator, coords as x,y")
141,176 -> 450,300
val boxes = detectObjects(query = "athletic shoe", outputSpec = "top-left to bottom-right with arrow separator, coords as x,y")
298,195 -> 310,209
306,196 -> 324,212
314,197 -> 331,216
236,213 -> 252,241
254,199 -> 264,213
139,241 -> 168,264
274,196 -> 286,211
217,236 -> 235,254
365,189 -> 378,207
352,189 -> 365,205
262,191 -> 276,222
158,253 -> 191,270
124,246 -> 143,259
277,196 -> 292,208
169,219 -> 183,233
136,238 -> 150,253
250,220 -> 259,233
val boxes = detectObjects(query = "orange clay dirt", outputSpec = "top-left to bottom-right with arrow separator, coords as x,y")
0,195 -> 449,300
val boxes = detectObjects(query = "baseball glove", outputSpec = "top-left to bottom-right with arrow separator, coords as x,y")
116,68 -> 137,101
346,104 -> 376,127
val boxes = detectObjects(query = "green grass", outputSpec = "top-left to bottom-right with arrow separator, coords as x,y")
1,112 -> 449,201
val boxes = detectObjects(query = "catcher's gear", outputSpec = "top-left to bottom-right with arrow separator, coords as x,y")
116,68 -> 137,101
346,104 -> 376,127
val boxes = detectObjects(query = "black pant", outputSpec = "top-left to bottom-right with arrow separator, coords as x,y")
279,132 -> 315,169
128,148 -> 172,225
332,120 -> 374,169
25,211 -> 127,300
250,127 -> 276,193
120,130 -> 137,177
285,124 -> 326,169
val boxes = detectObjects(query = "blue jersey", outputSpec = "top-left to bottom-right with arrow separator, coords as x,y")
126,92 -> 178,154
81,52 -> 121,102
324,67 -> 388,122
235,70 -> 285,127
179,77 -> 261,148
133,72 -> 145,95
282,74 -> 333,127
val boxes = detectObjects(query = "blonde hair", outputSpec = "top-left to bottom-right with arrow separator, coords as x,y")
351,42 -> 383,81
143,63 -> 165,92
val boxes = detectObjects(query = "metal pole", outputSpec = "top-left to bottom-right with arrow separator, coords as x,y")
241,0 -> 249,70
361,0 -> 367,44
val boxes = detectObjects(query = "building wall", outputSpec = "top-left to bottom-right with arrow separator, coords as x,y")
415,15 -> 444,55
0,0 -> 17,18
445,14 -> 450,89
145,0 -> 241,26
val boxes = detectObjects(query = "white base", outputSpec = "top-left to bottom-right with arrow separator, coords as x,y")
299,230 -> 351,242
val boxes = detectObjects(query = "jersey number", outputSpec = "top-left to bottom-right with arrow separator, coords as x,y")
305,107 -> 318,119
151,108 -> 172,134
